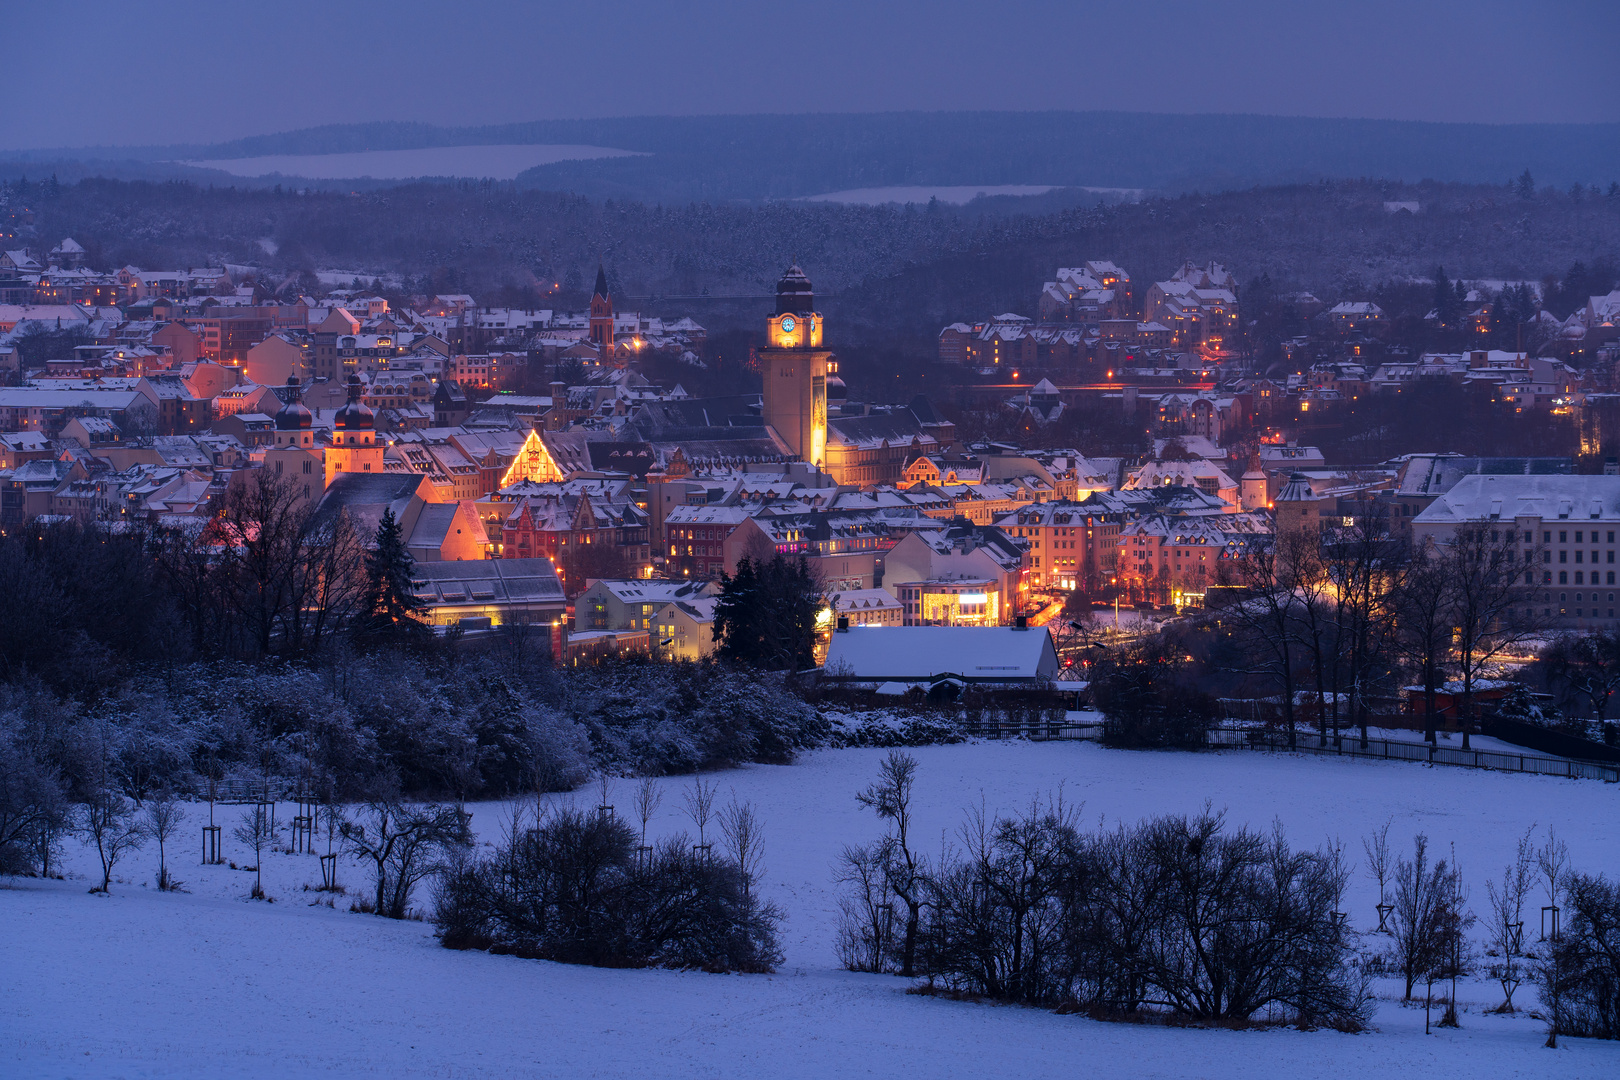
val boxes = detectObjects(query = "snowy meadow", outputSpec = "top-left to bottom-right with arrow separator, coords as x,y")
4,741 -> 1619,1079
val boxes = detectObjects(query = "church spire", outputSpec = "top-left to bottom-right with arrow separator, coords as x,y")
589,263 -> 616,364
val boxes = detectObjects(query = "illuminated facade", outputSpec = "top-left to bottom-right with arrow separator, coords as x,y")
324,374 -> 384,486
894,579 -> 1001,627
758,265 -> 829,468
499,430 -> 565,487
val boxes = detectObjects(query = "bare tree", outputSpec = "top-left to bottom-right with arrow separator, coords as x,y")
1397,544 -> 1454,744
341,801 -> 471,919
856,750 -> 929,976
216,468 -> 313,657
1444,521 -> 1538,749
0,728 -> 66,875
632,775 -> 662,849
683,774 -> 717,850
1363,818 -> 1393,930
1389,834 -> 1467,1001
1226,538 -> 1307,748
81,789 -> 144,894
1289,536 -> 1339,743
1540,630 -> 1620,722
834,842 -> 895,973
1537,827 -> 1569,941
142,792 -> 185,891
1325,507 -> 1406,748
285,507 -> 367,657
1485,826 -> 1536,1010
233,803 -> 278,899
148,519 -> 231,659
719,797 -> 766,905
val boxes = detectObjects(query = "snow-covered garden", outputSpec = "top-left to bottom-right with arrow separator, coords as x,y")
4,741 -> 1619,1078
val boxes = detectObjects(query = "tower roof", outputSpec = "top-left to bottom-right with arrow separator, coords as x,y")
593,264 -> 609,301
1275,472 -> 1320,503
334,373 -> 375,431
274,375 -> 312,431
775,264 -> 814,316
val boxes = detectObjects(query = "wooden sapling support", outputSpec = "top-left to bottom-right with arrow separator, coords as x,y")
291,796 -> 318,854
202,825 -> 221,865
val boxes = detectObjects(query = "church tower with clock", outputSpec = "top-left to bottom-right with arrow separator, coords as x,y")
759,264 -> 830,468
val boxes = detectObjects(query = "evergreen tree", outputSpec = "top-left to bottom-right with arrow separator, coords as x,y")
357,508 -> 431,649
713,557 -> 762,663
1433,266 -> 1460,328
713,556 -> 821,669
1489,283 -> 1538,348
759,556 -> 821,670
1515,169 -> 1536,199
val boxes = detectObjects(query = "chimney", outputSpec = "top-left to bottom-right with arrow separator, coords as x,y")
1606,457 -> 1619,477
1014,615 -> 1028,630
836,615 -> 849,632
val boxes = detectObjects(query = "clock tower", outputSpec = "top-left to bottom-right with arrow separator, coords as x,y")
759,264 -> 829,467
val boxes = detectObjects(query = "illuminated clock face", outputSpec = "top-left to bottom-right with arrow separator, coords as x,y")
780,315 -> 796,334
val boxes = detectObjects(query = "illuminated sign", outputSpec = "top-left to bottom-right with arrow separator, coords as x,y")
957,593 -> 989,605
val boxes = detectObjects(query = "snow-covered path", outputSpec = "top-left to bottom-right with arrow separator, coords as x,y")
5,742 -> 1618,1078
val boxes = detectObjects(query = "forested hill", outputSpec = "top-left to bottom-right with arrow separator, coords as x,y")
9,175 -> 1618,343
5,112 -> 1618,201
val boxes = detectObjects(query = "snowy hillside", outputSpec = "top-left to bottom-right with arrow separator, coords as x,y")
4,742 -> 1618,1078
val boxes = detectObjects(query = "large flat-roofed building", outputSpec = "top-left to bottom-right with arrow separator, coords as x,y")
411,557 -> 565,629
823,625 -> 1060,686
1412,474 -> 1620,629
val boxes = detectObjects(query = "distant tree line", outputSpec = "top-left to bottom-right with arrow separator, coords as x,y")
11,174 -> 1619,346
1110,512 -> 1545,751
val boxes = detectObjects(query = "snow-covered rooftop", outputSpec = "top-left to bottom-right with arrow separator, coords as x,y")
824,626 -> 1059,683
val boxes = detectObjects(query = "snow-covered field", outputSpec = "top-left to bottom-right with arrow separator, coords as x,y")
179,144 -> 643,180
4,742 -> 1618,1078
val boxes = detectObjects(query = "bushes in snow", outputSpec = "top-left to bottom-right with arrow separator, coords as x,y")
0,653 -> 825,876
823,709 -> 967,748
1537,873 -> 1620,1041
434,800 -> 782,973
552,660 -> 822,774
837,752 -> 1369,1029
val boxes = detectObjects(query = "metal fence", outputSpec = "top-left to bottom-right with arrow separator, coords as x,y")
1231,729 -> 1620,783
208,777 -> 295,804
984,717 -> 1619,782
962,717 -> 1105,741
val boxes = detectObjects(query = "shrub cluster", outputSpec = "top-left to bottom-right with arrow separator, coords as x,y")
1537,873 -> 1620,1040
434,805 -> 782,973
824,709 -> 968,748
839,760 -> 1367,1029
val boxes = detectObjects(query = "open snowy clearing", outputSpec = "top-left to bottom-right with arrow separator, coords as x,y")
179,144 -> 644,180
4,742 -> 1618,1078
